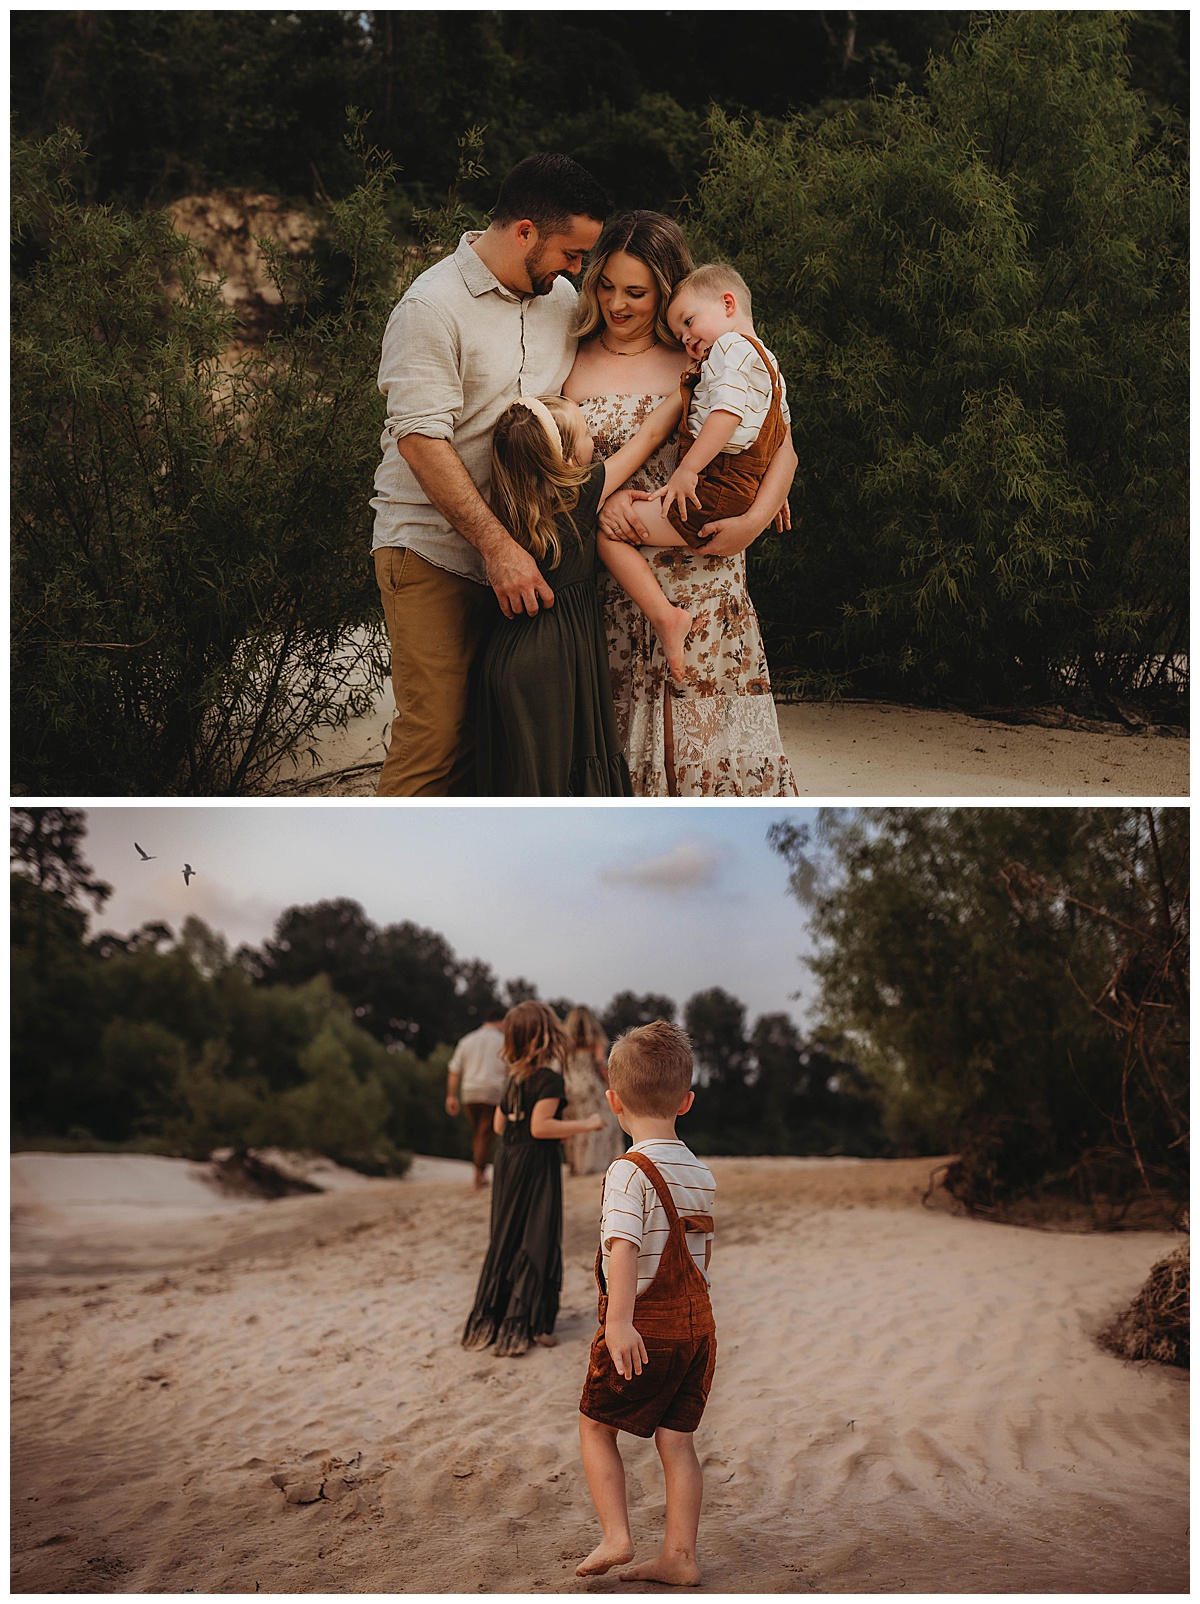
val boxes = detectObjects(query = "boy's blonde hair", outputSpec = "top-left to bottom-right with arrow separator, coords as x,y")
565,1004 -> 608,1055
607,1020 -> 694,1117
489,395 -> 591,568
669,262 -> 753,320
503,1000 -> 568,1084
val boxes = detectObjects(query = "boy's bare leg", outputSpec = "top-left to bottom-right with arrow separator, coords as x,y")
619,1426 -> 703,1586
597,522 -> 692,680
576,1414 -> 635,1575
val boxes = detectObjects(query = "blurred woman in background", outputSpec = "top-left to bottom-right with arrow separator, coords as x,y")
562,1005 -> 624,1175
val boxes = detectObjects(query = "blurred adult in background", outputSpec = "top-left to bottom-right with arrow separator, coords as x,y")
446,1007 -> 509,1190
562,1005 -> 624,1175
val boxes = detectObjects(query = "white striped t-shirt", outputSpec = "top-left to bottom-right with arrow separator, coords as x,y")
691,331 -> 790,454
600,1139 -> 716,1296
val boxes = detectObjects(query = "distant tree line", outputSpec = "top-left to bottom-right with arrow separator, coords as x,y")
13,805 -> 1187,1217
9,12 -> 1186,215
773,806 -> 1189,1226
11,809 -> 881,1167
5,13 -> 962,213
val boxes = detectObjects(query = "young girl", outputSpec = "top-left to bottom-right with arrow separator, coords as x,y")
475,391 -> 691,794
462,1002 -> 605,1358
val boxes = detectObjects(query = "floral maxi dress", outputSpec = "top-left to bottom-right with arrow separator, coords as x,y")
579,392 -> 799,798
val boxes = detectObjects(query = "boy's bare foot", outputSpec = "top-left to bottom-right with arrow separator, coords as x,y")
576,1539 -> 635,1577
655,606 -> 693,681
619,1551 -> 701,1586
533,1333 -> 558,1348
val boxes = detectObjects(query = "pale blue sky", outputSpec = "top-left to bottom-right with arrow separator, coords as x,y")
80,805 -> 822,1030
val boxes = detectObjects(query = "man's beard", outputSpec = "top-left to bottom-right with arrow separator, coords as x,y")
525,242 -> 558,297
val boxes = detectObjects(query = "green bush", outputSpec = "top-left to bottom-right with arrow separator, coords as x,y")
774,807 -> 1189,1223
11,122 -> 400,794
688,13 -> 1188,706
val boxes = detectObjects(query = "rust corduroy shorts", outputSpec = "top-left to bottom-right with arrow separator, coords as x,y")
578,1151 -> 716,1438
580,1303 -> 716,1437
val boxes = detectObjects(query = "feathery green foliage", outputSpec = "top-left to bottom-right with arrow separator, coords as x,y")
12,120 -> 404,794
689,13 -> 1188,705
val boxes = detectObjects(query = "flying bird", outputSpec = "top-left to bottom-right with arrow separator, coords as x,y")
134,842 -> 156,861
182,864 -> 196,887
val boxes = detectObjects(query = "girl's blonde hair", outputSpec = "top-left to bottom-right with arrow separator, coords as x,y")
575,210 -> 694,348
503,1000 -> 568,1083
564,1005 -> 608,1055
489,395 -> 591,568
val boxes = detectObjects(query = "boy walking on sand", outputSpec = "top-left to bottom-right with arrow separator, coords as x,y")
576,1022 -> 716,1586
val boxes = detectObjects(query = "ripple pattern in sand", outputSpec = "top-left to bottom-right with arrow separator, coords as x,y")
10,1162 -> 1188,1594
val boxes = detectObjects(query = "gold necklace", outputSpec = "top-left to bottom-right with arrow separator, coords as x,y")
600,331 -> 657,357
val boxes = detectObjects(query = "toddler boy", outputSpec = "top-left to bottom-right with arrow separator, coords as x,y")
653,262 -> 791,549
576,1021 -> 716,1586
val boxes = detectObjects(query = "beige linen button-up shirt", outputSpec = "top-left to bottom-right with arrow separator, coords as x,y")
369,231 -> 580,583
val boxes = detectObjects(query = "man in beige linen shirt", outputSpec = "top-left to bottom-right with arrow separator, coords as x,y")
444,1009 -> 509,1191
371,153 -> 607,796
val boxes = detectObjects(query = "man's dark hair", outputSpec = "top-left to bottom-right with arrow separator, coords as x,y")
492,152 -> 609,234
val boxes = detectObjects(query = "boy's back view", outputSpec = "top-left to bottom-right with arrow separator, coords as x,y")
576,1021 -> 717,1585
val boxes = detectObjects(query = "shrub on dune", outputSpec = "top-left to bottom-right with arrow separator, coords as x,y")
1100,1241 -> 1189,1369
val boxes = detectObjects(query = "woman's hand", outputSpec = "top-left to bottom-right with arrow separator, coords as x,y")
693,511 -> 760,555
445,1093 -> 460,1116
598,487 -> 649,543
585,1113 -> 605,1132
698,493 -> 794,556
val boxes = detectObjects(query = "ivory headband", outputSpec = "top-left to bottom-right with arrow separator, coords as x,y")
510,394 -> 563,454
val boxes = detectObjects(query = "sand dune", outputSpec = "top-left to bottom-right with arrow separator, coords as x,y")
10,1153 -> 1188,1594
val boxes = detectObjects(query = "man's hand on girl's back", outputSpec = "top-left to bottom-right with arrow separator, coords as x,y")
487,541 -> 555,617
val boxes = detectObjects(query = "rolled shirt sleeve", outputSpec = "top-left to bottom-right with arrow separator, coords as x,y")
380,296 -> 462,446
370,232 -> 579,581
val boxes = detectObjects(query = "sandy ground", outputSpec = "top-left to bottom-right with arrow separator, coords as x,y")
775,702 -> 1188,798
268,688 -> 1188,798
10,1152 -> 1188,1594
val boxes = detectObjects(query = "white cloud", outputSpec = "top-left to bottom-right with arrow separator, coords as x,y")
599,837 -> 722,895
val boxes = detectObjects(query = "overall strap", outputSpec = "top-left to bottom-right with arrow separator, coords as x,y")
740,333 -> 782,402
624,1151 -> 713,1235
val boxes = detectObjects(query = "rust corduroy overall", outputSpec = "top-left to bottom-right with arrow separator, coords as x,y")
579,1152 -> 717,1438
666,333 -> 788,551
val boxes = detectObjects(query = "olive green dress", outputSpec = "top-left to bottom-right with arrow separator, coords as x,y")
476,463 -> 633,796
461,1066 -> 567,1357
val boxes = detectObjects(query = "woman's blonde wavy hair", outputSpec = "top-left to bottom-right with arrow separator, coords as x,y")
564,1005 -> 608,1056
575,211 -> 694,348
489,395 -> 591,568
503,1001 -> 569,1085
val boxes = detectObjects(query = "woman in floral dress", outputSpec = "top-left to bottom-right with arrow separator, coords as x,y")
561,1006 -> 623,1176
563,210 -> 798,797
